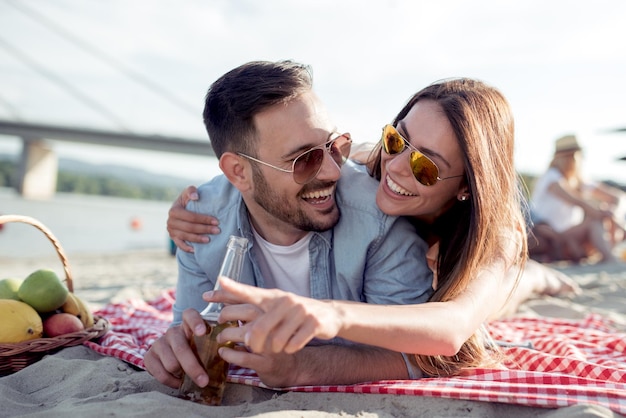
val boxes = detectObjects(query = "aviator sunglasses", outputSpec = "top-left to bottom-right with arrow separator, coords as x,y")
238,132 -> 352,185
381,124 -> 464,186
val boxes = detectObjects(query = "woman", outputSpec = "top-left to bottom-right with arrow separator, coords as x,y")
530,134 -> 625,264
169,78 -> 577,377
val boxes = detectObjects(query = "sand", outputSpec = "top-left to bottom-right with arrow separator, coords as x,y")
1,249 -> 625,418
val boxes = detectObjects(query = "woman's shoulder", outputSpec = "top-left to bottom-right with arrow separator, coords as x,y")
532,168 -> 562,197
535,167 -> 563,183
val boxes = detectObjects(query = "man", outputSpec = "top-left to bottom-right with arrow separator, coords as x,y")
144,60 -> 433,389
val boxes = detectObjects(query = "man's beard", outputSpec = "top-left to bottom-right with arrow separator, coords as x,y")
251,168 -> 340,232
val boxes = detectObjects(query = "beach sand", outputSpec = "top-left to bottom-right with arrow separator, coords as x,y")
1,250 -> 625,417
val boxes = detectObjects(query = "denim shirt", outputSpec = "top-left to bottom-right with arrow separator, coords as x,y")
173,161 -> 434,325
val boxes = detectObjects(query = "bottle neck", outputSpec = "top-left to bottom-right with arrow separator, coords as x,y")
199,300 -> 222,318
201,311 -> 220,322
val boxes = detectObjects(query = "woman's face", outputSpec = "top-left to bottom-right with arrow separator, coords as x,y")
375,99 -> 467,224
554,150 -> 581,177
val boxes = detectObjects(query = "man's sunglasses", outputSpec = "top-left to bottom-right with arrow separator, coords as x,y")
238,132 -> 352,185
381,124 -> 464,186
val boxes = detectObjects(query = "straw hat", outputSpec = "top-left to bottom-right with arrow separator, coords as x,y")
554,134 -> 582,154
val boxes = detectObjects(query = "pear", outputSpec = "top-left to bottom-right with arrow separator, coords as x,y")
18,269 -> 68,313
72,293 -> 95,328
60,292 -> 81,316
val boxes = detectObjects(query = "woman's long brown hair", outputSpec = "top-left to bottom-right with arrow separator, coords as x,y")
368,78 -> 528,376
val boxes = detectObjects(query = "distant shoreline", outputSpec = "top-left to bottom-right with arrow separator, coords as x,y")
0,189 -> 172,258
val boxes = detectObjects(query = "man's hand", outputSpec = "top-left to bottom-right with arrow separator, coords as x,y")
167,185 -> 221,252
218,345 -> 300,388
144,308 -> 211,388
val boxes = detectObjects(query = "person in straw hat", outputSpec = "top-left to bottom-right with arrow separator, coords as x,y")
529,134 -> 625,263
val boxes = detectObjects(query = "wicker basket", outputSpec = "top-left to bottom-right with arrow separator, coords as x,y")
0,214 -> 109,375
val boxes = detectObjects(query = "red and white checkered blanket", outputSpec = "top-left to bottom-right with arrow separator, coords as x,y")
85,289 -> 626,414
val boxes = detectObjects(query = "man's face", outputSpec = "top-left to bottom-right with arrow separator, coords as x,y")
244,91 -> 343,244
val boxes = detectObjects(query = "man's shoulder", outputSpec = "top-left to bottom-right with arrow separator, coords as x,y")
336,161 -> 383,217
182,175 -> 243,261
191,175 -> 240,214
339,160 -> 375,183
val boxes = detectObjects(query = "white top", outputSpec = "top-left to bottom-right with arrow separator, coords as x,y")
531,167 -> 584,233
251,227 -> 313,297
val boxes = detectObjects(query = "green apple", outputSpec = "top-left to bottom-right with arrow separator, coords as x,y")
0,278 -> 22,300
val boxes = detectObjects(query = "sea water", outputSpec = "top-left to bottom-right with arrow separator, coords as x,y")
0,187 -> 172,258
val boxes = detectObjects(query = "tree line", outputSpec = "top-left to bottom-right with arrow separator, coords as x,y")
0,160 -> 181,201
1,159 -> 548,202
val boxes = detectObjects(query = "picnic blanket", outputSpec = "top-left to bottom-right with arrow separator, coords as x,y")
85,289 -> 626,415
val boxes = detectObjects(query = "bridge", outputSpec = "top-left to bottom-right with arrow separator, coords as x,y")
2,119 -> 625,199
0,119 -> 215,199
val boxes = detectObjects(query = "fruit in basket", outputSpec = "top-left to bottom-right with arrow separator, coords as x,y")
0,299 -> 44,343
60,292 -> 81,316
74,294 -> 95,328
18,269 -> 69,313
0,278 -> 22,300
61,293 -> 95,328
42,312 -> 85,337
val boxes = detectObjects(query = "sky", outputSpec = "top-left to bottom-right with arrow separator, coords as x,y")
0,0 -> 625,185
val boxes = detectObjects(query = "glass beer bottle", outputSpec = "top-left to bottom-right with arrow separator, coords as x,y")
179,235 -> 249,405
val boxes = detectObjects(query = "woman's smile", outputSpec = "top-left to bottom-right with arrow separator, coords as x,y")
385,174 -> 416,197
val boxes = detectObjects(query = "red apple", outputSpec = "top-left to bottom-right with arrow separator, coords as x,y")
43,313 -> 85,337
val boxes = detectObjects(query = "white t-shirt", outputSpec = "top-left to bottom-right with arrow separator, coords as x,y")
251,227 -> 312,297
531,167 -> 584,233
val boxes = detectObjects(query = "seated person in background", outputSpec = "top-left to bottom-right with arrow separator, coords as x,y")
144,60 -> 434,389
527,219 -> 565,263
530,135 -> 625,264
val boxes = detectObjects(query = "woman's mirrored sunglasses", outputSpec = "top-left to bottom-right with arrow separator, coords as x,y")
239,132 -> 352,185
381,124 -> 464,186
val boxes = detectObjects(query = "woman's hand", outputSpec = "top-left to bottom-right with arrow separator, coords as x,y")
206,277 -> 343,355
167,186 -> 221,252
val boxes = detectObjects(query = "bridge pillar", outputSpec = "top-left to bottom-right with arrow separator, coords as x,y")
17,138 -> 57,199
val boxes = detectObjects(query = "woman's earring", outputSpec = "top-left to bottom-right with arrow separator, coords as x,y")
458,194 -> 469,202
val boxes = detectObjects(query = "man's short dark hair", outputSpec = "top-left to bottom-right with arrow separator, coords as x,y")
203,60 -> 313,157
